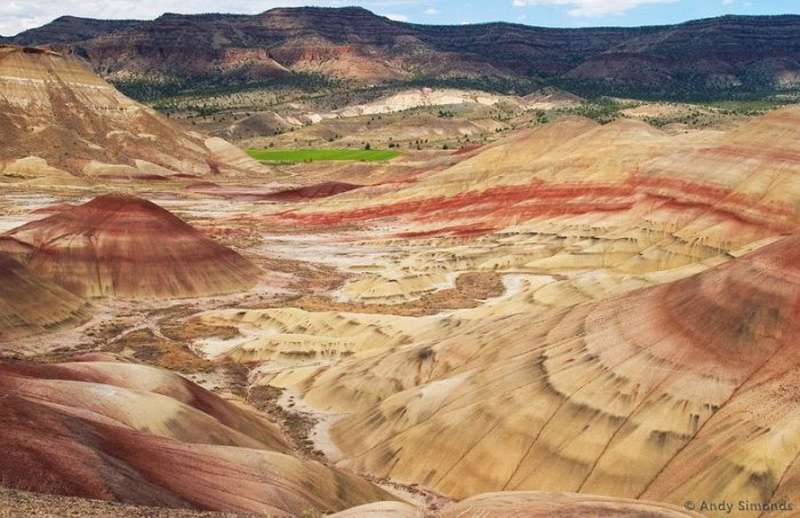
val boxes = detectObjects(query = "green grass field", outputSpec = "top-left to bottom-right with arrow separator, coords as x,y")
247,148 -> 400,163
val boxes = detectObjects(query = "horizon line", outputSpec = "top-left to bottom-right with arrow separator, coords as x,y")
5,5 -> 800,38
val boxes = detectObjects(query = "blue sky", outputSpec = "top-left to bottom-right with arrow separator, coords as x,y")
423,1 -> 799,26
2,0 -> 799,36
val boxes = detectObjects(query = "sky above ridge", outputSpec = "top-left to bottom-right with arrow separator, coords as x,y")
1,0 -> 798,36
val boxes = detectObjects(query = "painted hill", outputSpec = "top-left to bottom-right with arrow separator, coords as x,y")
203,104 -> 800,512
0,252 -> 88,338
0,354 -> 703,517
8,9 -> 800,98
286,223 -> 800,507
0,194 -> 261,299
0,357 -> 394,515
0,45 -> 265,182
436,492 -> 700,517
280,106 -> 800,261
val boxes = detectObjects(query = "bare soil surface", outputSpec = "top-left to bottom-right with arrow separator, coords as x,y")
0,488 -> 258,518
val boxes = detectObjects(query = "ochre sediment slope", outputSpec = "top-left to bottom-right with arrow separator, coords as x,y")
327,492 -> 700,517
0,357 -> 394,515
0,252 -> 88,338
282,230 -> 800,511
0,358 -> 289,451
0,194 -> 261,299
279,108 -> 800,259
164,105 -> 800,517
5,44 -> 800,517
0,45 -> 266,180
437,492 -> 700,517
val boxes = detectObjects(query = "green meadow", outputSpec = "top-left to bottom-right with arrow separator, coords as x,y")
247,148 -> 400,163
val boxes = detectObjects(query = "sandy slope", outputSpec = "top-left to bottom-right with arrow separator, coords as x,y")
0,46 -> 267,181
0,252 -> 88,338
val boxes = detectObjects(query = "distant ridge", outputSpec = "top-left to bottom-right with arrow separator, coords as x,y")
7,8 -> 800,100
9,16 -> 142,45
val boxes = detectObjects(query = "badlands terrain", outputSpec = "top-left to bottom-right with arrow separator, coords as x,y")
5,7 -> 800,155
2,14 -> 800,518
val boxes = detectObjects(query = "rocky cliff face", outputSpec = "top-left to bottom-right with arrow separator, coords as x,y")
9,8 -> 800,98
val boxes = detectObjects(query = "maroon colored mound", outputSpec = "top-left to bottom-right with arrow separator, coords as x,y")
30,203 -> 78,215
0,359 -> 393,514
0,359 -> 288,451
267,181 -> 362,202
0,194 -> 261,299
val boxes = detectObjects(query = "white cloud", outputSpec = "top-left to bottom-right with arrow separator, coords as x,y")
512,0 -> 678,17
424,8 -> 440,15
722,0 -> 735,5
0,0 -> 422,36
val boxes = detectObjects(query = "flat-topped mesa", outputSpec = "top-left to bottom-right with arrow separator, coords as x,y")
0,194 -> 261,299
